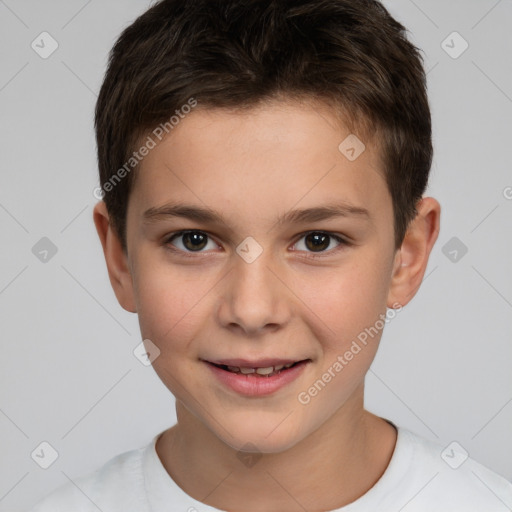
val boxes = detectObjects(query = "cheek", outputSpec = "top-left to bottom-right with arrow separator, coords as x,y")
133,264 -> 210,399
310,257 -> 393,406
295,256 -> 391,348
132,256 -> 211,350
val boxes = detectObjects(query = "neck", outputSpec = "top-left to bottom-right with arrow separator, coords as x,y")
156,385 -> 397,512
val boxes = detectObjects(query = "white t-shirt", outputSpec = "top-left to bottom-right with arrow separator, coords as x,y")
28,421 -> 512,512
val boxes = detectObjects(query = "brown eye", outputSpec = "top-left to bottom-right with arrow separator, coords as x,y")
304,232 -> 330,252
292,231 -> 346,254
168,231 -> 214,252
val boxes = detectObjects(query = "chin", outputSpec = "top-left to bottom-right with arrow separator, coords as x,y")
211,412 -> 308,454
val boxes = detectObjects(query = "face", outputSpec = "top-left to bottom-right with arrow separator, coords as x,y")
123,100 -> 400,452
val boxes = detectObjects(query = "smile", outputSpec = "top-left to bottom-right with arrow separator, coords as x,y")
211,361 -> 299,377
203,358 -> 311,396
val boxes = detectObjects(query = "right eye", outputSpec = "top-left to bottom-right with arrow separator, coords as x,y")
165,230 -> 219,253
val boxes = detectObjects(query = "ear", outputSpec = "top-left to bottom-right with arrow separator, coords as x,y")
387,197 -> 441,308
93,201 -> 137,313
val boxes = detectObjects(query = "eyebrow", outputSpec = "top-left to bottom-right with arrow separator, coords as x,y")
143,202 -> 370,226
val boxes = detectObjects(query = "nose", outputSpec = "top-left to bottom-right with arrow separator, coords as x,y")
216,251 -> 291,336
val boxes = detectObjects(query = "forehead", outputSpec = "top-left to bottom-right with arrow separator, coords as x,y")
130,100 -> 389,226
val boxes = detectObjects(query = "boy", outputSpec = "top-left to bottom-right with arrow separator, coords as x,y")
30,0 -> 512,510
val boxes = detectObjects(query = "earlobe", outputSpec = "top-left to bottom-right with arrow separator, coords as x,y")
93,201 -> 137,313
386,197 -> 441,308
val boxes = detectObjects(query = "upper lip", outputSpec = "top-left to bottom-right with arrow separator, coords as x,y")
203,358 -> 309,368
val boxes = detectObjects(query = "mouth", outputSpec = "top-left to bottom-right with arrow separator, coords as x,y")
202,358 -> 311,396
206,359 -> 309,378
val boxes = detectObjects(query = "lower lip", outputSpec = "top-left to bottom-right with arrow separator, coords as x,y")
205,361 -> 309,396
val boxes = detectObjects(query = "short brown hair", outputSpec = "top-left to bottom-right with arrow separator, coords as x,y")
95,0 -> 432,252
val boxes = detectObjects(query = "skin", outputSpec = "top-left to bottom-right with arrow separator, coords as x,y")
94,99 -> 440,512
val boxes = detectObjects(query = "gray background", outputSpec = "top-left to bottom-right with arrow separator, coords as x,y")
1,1 -> 511,510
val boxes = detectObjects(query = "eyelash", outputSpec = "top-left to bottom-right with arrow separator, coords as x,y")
163,230 -> 350,259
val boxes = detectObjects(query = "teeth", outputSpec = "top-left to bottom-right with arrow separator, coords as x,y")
255,366 -> 274,375
220,362 -> 299,375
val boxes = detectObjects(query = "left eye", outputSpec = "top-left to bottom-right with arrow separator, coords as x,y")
292,232 -> 345,253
